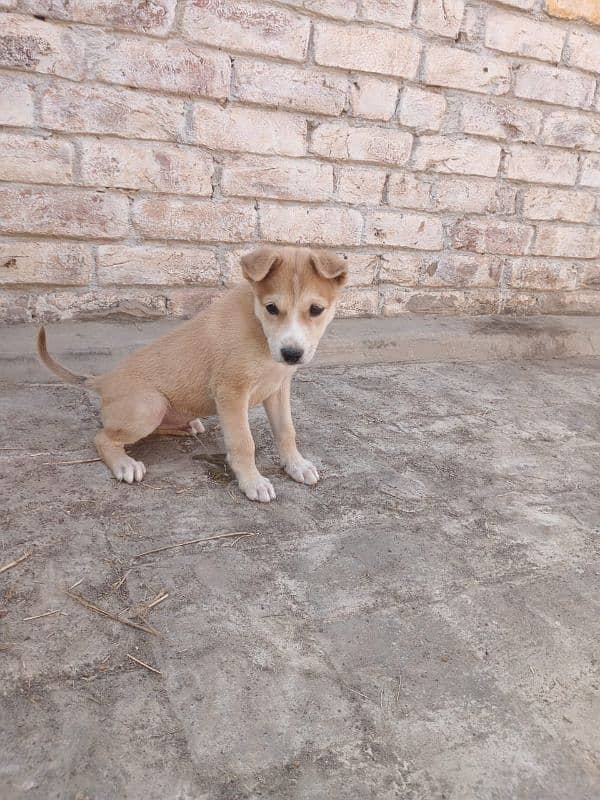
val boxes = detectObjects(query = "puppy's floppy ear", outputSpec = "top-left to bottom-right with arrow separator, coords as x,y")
310,250 -> 348,287
241,247 -> 282,283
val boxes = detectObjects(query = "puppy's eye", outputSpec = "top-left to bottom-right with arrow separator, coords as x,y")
265,303 -> 279,316
309,304 -> 324,317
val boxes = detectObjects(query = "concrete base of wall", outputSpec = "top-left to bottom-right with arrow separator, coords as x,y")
3,314 -> 600,383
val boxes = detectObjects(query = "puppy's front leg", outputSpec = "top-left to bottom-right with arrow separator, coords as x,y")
264,379 -> 319,486
217,392 -> 276,503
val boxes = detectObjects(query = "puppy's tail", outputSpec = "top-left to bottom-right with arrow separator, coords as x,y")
36,326 -> 90,386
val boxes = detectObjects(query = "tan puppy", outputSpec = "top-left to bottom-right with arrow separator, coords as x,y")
37,246 -> 347,502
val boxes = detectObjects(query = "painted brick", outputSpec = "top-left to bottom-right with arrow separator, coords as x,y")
433,177 -> 515,214
222,248 -> 251,285
421,253 -> 501,287
0,288 -> 174,323
350,76 -> 399,121
97,245 -> 219,285
192,101 -> 306,157
234,59 -> 347,115
453,219 -> 534,255
490,288 -> 600,315
343,253 -> 378,286
0,74 -> 35,127
494,0 -> 535,8
365,210 -> 443,248
494,184 -> 519,215
259,203 -> 363,245
509,258 -> 577,289
579,265 -> 600,289
0,13 -> 86,79
221,155 -> 333,201
40,82 -> 186,141
382,287 -> 497,315
0,133 -> 73,184
423,45 -> 511,95
417,0 -> 465,38
19,0 -> 178,34
181,0 -> 310,61
413,136 -> 502,177
314,22 -> 420,78
335,166 -> 386,204
544,0 -> 600,25
79,138 -> 214,195
460,5 -> 481,41
532,224 -> 600,258
485,9 -> 565,63
0,186 -> 128,238
505,144 -> 578,185
278,0 -> 357,20
565,30 -> 600,74
0,240 -> 93,285
73,288 -> 221,321
387,173 -> 431,210
460,97 -> 542,142
399,87 -> 446,133
522,187 -> 595,223
360,0 -> 414,28
158,288 -> 223,317
379,252 -> 423,283
92,36 -> 230,99
132,199 -> 256,242
542,110 -> 600,151
581,155 -> 600,187
311,122 -> 412,166
514,63 -> 595,108
337,288 -> 379,316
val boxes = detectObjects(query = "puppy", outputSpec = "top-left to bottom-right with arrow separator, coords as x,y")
37,246 -> 347,502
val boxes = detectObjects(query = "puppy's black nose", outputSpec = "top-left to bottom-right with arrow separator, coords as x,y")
281,347 -> 303,364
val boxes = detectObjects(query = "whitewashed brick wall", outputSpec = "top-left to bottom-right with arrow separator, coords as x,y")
0,0 -> 599,322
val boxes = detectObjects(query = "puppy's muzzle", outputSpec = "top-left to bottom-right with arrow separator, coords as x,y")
281,347 -> 303,365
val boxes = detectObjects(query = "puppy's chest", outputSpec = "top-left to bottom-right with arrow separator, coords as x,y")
248,366 -> 293,406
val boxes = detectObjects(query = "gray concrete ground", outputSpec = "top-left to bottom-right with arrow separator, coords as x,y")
1,316 -> 599,800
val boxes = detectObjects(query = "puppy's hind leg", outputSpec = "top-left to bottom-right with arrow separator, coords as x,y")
95,390 -> 168,484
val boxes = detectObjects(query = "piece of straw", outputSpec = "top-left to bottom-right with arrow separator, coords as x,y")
65,591 -> 159,636
127,653 -> 162,675
132,531 -> 255,559
23,609 -> 63,621
0,551 -> 31,575
42,458 -> 102,466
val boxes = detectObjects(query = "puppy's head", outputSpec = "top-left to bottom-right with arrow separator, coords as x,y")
241,246 -> 347,366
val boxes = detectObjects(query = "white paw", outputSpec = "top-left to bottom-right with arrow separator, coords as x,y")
187,418 -> 205,435
239,474 -> 276,503
112,455 -> 146,484
284,456 -> 319,486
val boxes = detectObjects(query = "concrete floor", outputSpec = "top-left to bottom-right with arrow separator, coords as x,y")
1,317 -> 599,799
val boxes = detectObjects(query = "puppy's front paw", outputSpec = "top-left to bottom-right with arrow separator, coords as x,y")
112,455 -> 146,484
284,456 -> 319,486
239,474 -> 276,503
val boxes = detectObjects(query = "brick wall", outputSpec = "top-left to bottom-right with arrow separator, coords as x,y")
0,0 -> 599,323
